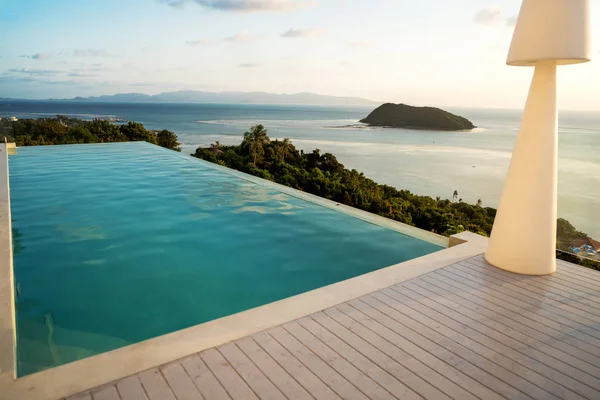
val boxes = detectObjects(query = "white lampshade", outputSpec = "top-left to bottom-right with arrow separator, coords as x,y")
507,0 -> 592,66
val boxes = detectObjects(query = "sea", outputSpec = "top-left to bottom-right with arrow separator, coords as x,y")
1,100 -> 598,239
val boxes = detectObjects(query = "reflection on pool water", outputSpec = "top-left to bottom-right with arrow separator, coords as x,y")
9,142 -> 442,376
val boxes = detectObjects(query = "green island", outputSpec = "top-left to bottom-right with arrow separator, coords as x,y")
1,117 -> 596,270
361,103 -> 475,131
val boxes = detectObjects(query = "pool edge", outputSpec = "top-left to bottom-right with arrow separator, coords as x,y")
0,233 -> 487,400
0,142 -> 16,377
149,142 -> 450,248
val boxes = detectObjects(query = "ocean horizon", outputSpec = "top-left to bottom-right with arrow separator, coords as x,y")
2,100 -> 599,239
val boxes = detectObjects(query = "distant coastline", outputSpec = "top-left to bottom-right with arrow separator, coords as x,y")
1,90 -> 379,107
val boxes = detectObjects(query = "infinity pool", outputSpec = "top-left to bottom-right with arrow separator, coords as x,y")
9,142 -> 442,376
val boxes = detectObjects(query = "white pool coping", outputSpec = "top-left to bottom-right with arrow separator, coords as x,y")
0,143 -> 489,400
0,143 -> 16,377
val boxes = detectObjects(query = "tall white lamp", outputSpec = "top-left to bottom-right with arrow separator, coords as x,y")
485,0 -> 592,275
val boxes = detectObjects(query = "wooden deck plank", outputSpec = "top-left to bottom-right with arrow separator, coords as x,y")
454,263 -> 600,327
556,260 -> 600,283
454,261 -> 600,353
452,262 -> 600,319
362,292 -> 562,400
251,331 -> 342,400
235,336 -> 313,400
328,304 -> 490,400
115,376 -> 149,400
92,385 -> 121,400
201,348 -> 259,400
465,259 -> 600,313
308,311 -> 444,400
544,269 -> 600,293
411,273 -> 600,395
464,258 -> 600,315
394,281 -> 595,400
426,273 -> 600,349
447,264 -> 600,323
464,260 -> 600,316
218,342 -> 286,400
296,316 -> 420,400
427,269 -> 600,342
422,269 -> 600,346
282,320 -> 395,400
161,362 -> 204,400
138,369 -> 177,400
66,393 -> 93,400
438,267 -> 600,370
267,326 -> 369,400
379,285 -> 585,400
180,354 -> 231,400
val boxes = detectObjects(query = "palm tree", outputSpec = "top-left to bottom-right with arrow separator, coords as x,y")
274,138 -> 293,163
453,190 -> 459,202
243,125 -> 270,167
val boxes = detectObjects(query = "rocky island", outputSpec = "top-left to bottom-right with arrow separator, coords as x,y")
360,103 -> 475,131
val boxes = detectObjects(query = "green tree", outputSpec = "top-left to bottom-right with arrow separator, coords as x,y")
120,122 -> 156,144
476,199 -> 483,207
453,190 -> 459,202
156,129 -> 181,152
274,138 -> 293,163
243,124 -> 270,167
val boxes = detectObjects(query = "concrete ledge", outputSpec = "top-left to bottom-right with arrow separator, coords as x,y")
0,231 -> 487,400
5,144 -> 16,156
0,143 -> 16,377
449,231 -> 489,248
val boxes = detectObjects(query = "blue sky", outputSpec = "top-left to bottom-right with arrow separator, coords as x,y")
1,0 -> 598,109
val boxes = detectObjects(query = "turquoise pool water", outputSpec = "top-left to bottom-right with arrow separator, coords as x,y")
10,142 -> 442,376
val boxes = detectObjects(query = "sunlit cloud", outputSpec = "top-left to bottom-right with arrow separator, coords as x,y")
474,7 -> 502,24
225,31 -> 260,43
349,41 -> 371,49
186,39 -> 210,46
160,0 -> 311,12
281,28 -> 323,38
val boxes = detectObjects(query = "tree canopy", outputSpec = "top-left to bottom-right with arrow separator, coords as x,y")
194,125 -> 495,237
1,116 -> 181,151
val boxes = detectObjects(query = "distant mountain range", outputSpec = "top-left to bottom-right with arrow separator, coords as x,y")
38,91 -> 378,106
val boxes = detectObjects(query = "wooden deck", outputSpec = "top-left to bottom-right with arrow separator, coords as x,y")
66,254 -> 600,400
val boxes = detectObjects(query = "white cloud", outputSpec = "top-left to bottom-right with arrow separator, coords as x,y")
239,63 -> 260,68
8,67 -> 61,76
73,49 -> 112,57
225,31 -> 260,43
506,15 -> 517,26
186,39 -> 210,46
474,7 -> 502,24
281,28 -> 323,38
20,52 -> 53,60
349,41 -> 371,49
161,0 -> 311,12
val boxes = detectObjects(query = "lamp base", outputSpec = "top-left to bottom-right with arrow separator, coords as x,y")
485,61 -> 558,276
